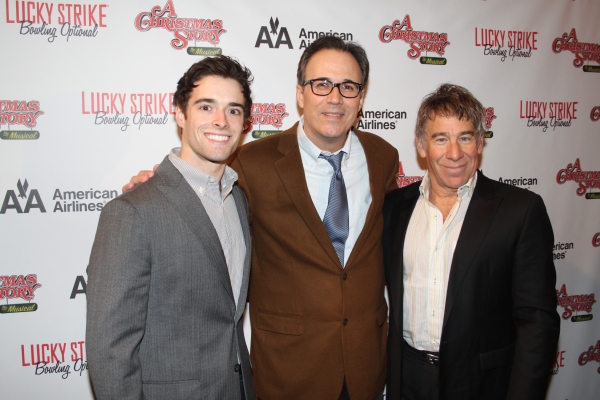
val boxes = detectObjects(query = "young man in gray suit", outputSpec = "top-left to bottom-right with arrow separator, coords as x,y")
86,55 -> 256,400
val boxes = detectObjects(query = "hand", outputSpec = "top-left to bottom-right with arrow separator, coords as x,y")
122,164 -> 159,193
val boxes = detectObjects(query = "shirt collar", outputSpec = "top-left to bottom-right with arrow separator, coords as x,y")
296,115 -> 352,162
168,147 -> 237,201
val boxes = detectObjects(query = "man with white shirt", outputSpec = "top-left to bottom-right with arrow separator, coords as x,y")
86,56 -> 256,399
383,84 -> 560,400
231,36 -> 398,400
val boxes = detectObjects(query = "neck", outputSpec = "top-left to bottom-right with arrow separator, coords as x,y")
305,128 -> 349,153
179,148 -> 225,181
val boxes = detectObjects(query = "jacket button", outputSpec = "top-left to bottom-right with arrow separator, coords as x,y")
343,319 -> 348,326
342,273 -> 348,281
234,364 -> 241,373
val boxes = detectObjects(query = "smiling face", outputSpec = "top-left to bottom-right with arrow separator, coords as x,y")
176,75 -> 246,178
417,115 -> 483,197
296,49 -> 364,152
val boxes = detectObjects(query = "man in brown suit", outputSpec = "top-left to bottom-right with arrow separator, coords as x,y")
232,37 -> 398,399
125,37 -> 398,399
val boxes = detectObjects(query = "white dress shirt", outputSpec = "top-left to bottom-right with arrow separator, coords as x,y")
403,171 -> 477,351
169,148 -> 246,306
297,116 -> 371,267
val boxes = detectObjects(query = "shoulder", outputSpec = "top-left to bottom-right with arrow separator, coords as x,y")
384,181 -> 420,221
237,125 -> 297,159
102,172 -> 167,217
385,181 -> 420,206
103,160 -> 172,216
354,128 -> 396,154
478,173 -> 542,203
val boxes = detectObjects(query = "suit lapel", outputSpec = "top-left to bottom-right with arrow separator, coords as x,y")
232,185 -> 251,318
389,184 -> 420,336
273,128 -> 341,267
156,158 -> 234,303
442,172 -> 501,331
345,130 -> 386,268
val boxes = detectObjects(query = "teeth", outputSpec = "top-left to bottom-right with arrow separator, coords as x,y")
206,134 -> 229,141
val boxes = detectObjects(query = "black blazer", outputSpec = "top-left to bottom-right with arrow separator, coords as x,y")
383,170 -> 560,400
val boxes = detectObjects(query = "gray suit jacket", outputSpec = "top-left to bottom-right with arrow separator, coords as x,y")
86,157 -> 255,400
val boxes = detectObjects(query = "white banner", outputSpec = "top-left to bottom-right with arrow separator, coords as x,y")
1,1 -> 599,398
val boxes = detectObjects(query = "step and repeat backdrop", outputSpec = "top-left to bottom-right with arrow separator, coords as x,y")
1,1 -> 599,398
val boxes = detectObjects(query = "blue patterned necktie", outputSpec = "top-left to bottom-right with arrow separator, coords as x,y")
319,151 -> 349,267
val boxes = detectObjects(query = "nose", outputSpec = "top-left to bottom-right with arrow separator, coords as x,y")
212,108 -> 229,128
446,139 -> 464,161
326,85 -> 343,104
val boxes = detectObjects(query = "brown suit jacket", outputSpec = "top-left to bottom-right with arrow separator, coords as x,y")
232,122 -> 399,399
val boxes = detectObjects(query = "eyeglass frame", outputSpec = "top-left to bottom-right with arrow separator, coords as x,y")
301,79 -> 363,98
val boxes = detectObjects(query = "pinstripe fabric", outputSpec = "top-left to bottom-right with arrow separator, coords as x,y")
402,171 -> 476,352
86,157 -> 255,400
319,151 -> 349,266
169,149 -> 245,306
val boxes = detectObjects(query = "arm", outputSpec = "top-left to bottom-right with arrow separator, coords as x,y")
507,194 -> 560,400
86,198 -> 151,400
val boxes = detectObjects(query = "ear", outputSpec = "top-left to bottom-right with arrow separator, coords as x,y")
175,106 -> 186,129
477,136 -> 484,155
416,136 -> 427,158
296,84 -> 305,109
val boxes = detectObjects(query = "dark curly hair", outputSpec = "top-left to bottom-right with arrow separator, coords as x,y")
173,55 -> 253,121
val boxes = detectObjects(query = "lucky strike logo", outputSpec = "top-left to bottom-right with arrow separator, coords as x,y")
0,100 -> 44,140
21,341 -> 87,379
5,1 -> 107,42
556,284 -> 595,322
519,100 -> 577,132
591,106 -> 600,122
475,28 -> 537,62
81,91 -> 174,131
379,15 -> 450,65
135,1 -> 225,53
556,158 -> 600,199
553,28 -> 600,72
0,274 -> 42,314
593,232 -> 600,248
578,340 -> 600,374
552,350 -> 566,375
396,162 -> 422,188
249,103 -> 289,139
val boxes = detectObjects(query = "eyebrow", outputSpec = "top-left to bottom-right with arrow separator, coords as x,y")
310,77 -> 359,83
430,131 -> 475,138
192,98 -> 245,110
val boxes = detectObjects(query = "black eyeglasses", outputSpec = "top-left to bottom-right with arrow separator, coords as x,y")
302,79 -> 363,98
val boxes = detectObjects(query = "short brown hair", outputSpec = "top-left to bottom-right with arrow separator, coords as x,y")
173,55 -> 253,120
296,36 -> 369,86
415,84 -> 486,146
